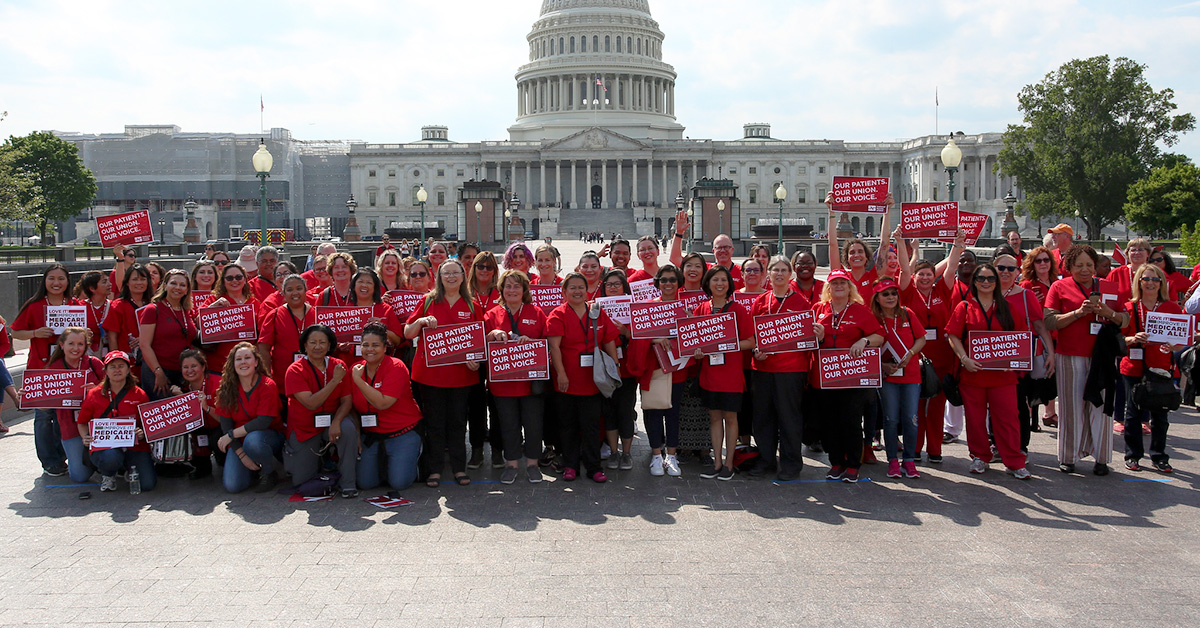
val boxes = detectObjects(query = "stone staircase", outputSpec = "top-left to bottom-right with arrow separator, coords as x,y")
555,208 -> 638,240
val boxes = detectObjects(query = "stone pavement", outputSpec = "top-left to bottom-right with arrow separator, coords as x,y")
1,239 -> 1198,627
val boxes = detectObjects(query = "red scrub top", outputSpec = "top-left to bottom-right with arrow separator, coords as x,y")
350,356 -> 423,434
406,296 -> 482,389
483,303 -> 548,397
546,303 -> 619,396
284,356 -> 351,441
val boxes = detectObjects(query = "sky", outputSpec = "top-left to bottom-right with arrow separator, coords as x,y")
1,0 -> 1197,159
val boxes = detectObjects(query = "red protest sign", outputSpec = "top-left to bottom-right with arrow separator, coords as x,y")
487,339 -> 550,382
754,311 -> 818,354
198,304 -> 258,343
653,341 -> 691,373
937,211 -> 989,245
530,284 -> 565,314
901,202 -> 959,239
629,301 -> 685,339
96,211 -> 154,247
678,290 -> 710,314
19,369 -> 91,409
595,295 -> 632,325
831,177 -> 889,213
733,292 -> 760,307
816,348 -> 882,388
314,306 -> 374,343
423,322 -> 487,366
90,417 -> 137,452
967,331 -> 1033,370
677,313 -> 739,355
138,391 -> 205,442
383,290 -> 425,317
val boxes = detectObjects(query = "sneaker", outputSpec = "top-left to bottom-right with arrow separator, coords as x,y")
887,459 -> 902,478
99,475 -> 117,492
340,488 -> 360,499
526,465 -> 543,484
467,447 -> 484,469
1059,463 -> 1075,474
664,454 -> 682,477
942,432 -> 956,444
44,466 -> 68,477
699,466 -> 721,479
562,467 -> 577,481
969,458 -> 987,474
826,465 -> 845,480
842,468 -> 859,483
619,453 -> 634,470
1125,459 -> 1142,472
491,450 -> 505,469
1093,463 -> 1110,476
901,461 -> 920,479
649,454 -> 664,476
1006,467 -> 1032,480
600,442 -> 611,460
591,471 -> 607,483
500,466 -> 519,485
1152,460 -> 1174,474
254,472 -> 279,493
927,454 -> 943,464
605,453 -> 620,470
538,447 -> 555,468
717,466 -> 734,481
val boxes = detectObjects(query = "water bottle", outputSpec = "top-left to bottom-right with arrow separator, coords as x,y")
128,465 -> 141,495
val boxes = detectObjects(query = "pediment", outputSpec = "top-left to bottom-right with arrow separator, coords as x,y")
542,127 -> 650,152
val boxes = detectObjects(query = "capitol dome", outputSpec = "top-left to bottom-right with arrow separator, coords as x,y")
508,0 -> 685,141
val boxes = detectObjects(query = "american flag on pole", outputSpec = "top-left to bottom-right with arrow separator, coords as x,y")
595,77 -> 607,92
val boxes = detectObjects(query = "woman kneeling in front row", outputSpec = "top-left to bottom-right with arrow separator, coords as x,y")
351,322 -> 423,493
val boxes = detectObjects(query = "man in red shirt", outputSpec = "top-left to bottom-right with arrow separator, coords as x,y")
248,246 -> 280,302
375,234 -> 396,261
711,234 -> 744,290
1048,224 -> 1074,277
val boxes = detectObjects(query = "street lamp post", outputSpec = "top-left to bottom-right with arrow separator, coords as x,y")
251,140 -> 273,245
940,136 -> 962,202
775,183 -> 787,255
343,194 -> 359,242
674,191 -> 686,252
416,185 -> 428,246
717,199 -> 726,240
158,219 -> 165,245
508,193 -> 520,242
474,201 -> 483,243
183,195 -> 201,243
1002,189 -> 1019,236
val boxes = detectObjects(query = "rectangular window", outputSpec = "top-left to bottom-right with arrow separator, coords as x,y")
728,167 -> 737,174
748,167 -> 757,175
817,186 -> 827,201
818,217 -> 826,232
388,169 -> 396,177
388,192 -> 396,206
818,166 -> 826,175
437,191 -> 445,205
368,169 -> 376,178
748,189 -> 757,204
456,169 -> 464,177
368,192 -> 377,207
932,187 -> 939,201
437,169 -> 445,177
369,220 -> 376,234
797,189 -> 806,204
798,166 -> 806,175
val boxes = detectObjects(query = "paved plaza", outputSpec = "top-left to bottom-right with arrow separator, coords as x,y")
1,239 -> 1198,627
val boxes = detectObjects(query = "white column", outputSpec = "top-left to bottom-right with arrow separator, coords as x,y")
540,161 -> 546,207
676,161 -> 682,195
662,160 -> 669,206
616,161 -> 623,209
601,161 -> 608,207
632,159 -> 639,206
691,160 -> 697,187
555,161 -> 561,205
523,162 -> 530,214
647,159 -> 653,207
586,160 -> 592,207
571,161 -> 577,209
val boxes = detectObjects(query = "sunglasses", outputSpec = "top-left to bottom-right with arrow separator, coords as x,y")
1150,257 -> 1165,263
1140,276 -> 1163,283
657,277 -> 679,283
996,265 -> 1019,272
215,260 -> 229,266
410,272 -> 428,278
124,252 -> 137,258
974,275 -> 997,284
1034,258 -> 1051,264
475,265 -> 496,271
878,290 -> 900,298
225,274 -> 245,281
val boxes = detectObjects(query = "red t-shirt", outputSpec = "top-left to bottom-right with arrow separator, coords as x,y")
336,302 -> 404,368
375,244 -> 395,257
76,384 -> 152,452
83,300 -> 111,354
284,356 -> 351,441
627,269 -> 652,283
350,356 -> 422,434
945,299 -> 1027,388
248,275 -> 278,303
950,279 -> 971,308
789,279 -> 825,305
1106,265 -> 1135,304
198,372 -> 222,428
483,303 -> 548,397
1044,277 -> 1118,357
1005,287 -> 1044,331
711,263 -> 744,291
749,291 -> 813,373
471,286 -> 502,313
203,296 -> 264,373
694,300 -> 752,393
1168,272 -> 1191,301
260,304 -> 317,393
13,297 -> 80,370
45,355 -> 104,438
901,282 -> 954,370
0,321 -> 11,359
214,375 -> 283,432
848,267 -> 878,297
101,299 -> 144,354
546,303 -> 619,396
137,302 -> 198,371
300,270 -> 322,291
1020,278 -> 1054,307
879,308 -> 926,384
811,301 -> 883,389
406,296 -> 482,388
1120,299 -> 1184,376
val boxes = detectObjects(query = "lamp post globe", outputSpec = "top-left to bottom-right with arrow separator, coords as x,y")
940,137 -> 962,202
775,182 -> 787,255
416,185 -> 428,247
251,140 -> 273,243
475,201 -> 483,243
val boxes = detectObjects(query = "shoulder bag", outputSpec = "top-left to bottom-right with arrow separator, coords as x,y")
589,304 -> 622,398
1130,303 -> 1181,412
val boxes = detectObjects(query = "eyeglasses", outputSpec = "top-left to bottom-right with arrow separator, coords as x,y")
410,272 -> 428,278
1139,276 -> 1163,283
996,265 -> 1019,272
1149,257 -> 1165,263
657,277 -> 679,283
604,282 -> 625,289
225,274 -> 245,281
714,245 -> 734,251
744,268 -> 762,274
215,260 -> 229,266
1128,247 -> 1148,253
1034,258 -> 1051,264
974,275 -> 997,284
441,271 -> 463,277
475,265 -> 496,271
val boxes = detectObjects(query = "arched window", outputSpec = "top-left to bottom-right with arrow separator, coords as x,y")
593,35 -> 598,51
627,37 -> 632,53
637,39 -> 642,55
570,37 -> 575,53
605,35 -> 611,51
559,37 -> 563,54
581,36 -> 586,52
616,36 -> 621,52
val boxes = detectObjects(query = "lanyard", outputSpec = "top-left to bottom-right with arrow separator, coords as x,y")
475,288 -> 496,311
328,287 -> 351,306
236,376 -> 261,422
505,304 -> 523,336
163,302 -> 191,337
885,315 -> 912,357
796,282 -> 816,303
307,356 -> 329,389
287,305 -> 309,346
826,302 -> 850,347
976,298 -> 997,331
771,291 -> 794,315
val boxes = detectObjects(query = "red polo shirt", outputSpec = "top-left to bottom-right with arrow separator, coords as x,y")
248,275 -> 277,303
214,375 -> 283,432
351,356 -> 422,434
137,302 -> 198,371
694,300 -> 752,393
1044,277 -> 1118,357
260,304 -> 317,393
879,308 -> 926,384
811,300 -> 883,389
483,303 -> 548,397
945,299 -> 1027,388
901,282 -> 954,370
546,303 -> 619,396
284,356 -> 351,441
406,296 -> 482,388
750,291 -> 813,373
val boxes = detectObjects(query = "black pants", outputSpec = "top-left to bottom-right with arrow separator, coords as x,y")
821,388 -> 867,470
557,393 -> 602,475
1122,374 -> 1171,463
419,384 -> 470,475
467,381 -> 502,451
739,369 -> 755,439
495,394 -> 544,462
600,377 -> 638,440
751,371 -> 806,475
862,389 -> 881,446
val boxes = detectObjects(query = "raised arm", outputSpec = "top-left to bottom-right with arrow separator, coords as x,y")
826,193 -> 842,271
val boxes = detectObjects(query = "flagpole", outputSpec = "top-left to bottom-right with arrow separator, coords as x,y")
935,86 -> 939,137
260,94 -> 264,134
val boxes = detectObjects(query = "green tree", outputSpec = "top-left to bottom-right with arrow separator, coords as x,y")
1124,163 -> 1200,238
997,56 -> 1195,240
1180,221 -> 1200,267
2,131 -> 97,244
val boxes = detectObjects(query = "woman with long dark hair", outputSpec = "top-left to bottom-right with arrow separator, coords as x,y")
189,259 -> 219,310
203,262 -> 263,375
138,269 -> 197,401
103,264 -> 150,354
213,343 -> 285,493
75,351 -> 153,493
258,274 -> 318,398
73,270 -> 112,358
598,269 -> 637,472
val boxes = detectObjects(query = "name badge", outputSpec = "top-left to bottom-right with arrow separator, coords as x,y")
356,345 -> 363,356
1090,322 -> 1102,335
616,347 -> 624,359
708,353 -> 725,366
293,353 -> 305,363
925,329 -> 937,341
1128,348 -> 1144,360
314,414 -> 332,428
196,435 -> 209,447
360,414 -> 378,428
579,354 -> 594,367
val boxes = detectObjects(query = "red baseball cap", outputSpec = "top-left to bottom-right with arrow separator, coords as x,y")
873,278 -> 900,294
103,351 -> 132,366
826,269 -> 854,283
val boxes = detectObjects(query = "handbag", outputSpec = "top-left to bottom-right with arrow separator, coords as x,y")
1130,303 -> 1181,412
640,367 -> 673,409
918,356 -> 941,399
941,369 -> 963,406
589,304 -> 622,398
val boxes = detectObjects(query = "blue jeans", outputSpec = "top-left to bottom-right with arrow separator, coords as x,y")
93,449 -> 158,490
882,381 -> 921,462
357,429 -> 421,490
61,436 -> 94,483
34,409 -> 67,472
223,430 -> 284,493
0,357 -> 14,389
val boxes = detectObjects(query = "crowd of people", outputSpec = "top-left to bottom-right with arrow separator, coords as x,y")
1,196 -> 1193,499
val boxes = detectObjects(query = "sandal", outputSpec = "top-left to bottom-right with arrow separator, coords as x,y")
425,475 -> 441,488
0,424 -> 9,433
454,474 -> 471,486
1042,414 -> 1058,428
